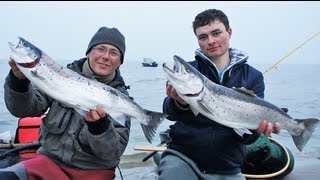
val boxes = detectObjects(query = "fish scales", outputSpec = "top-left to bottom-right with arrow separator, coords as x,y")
202,79 -> 295,130
8,37 -> 167,143
162,55 -> 319,151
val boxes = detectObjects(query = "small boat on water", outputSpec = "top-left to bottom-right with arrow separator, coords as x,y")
142,58 -> 158,67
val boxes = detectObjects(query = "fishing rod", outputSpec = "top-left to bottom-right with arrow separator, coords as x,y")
0,142 -> 40,159
263,31 -> 320,75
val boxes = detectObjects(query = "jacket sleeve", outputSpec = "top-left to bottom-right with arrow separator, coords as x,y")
4,70 -> 51,117
163,96 -> 195,122
80,85 -> 131,160
80,115 -> 131,160
249,71 -> 265,99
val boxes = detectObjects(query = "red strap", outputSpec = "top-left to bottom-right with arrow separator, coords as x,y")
18,115 -> 45,127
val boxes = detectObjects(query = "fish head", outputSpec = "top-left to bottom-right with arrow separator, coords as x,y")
8,37 -> 42,68
162,55 -> 204,95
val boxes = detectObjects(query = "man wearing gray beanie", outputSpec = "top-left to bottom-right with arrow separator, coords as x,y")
3,26 -> 131,179
86,26 -> 126,64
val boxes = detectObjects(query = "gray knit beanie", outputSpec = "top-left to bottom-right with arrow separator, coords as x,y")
86,27 -> 126,64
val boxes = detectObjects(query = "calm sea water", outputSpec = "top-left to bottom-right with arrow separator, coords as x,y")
1,59 -> 320,176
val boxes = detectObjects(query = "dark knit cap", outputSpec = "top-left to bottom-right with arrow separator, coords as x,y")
86,27 -> 126,64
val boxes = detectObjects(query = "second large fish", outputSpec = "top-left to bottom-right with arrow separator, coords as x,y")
162,55 -> 319,151
8,37 -> 167,143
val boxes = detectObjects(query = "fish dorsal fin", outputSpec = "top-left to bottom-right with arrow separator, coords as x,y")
281,107 -> 289,113
232,87 -> 257,97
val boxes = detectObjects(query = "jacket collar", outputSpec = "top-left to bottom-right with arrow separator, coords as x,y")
195,47 -> 248,69
66,57 -> 126,89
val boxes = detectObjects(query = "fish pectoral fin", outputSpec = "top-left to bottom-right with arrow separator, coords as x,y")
233,128 -> 252,136
232,87 -> 257,97
72,104 -> 90,116
196,99 -> 215,115
190,106 -> 200,116
74,108 -> 88,116
109,113 -> 127,126
30,69 -> 46,80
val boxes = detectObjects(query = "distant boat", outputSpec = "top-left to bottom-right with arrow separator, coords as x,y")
142,58 -> 158,67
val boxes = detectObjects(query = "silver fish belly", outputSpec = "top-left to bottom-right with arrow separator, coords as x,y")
8,37 -> 167,143
162,55 -> 319,151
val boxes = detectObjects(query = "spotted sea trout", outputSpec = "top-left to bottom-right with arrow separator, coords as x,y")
162,55 -> 319,151
8,37 -> 167,143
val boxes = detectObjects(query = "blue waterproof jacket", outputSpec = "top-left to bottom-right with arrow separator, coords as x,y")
163,48 -> 265,174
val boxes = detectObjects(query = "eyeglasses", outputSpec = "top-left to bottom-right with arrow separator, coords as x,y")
93,46 -> 121,58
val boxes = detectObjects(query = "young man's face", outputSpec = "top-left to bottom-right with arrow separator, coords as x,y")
195,20 -> 232,59
87,44 -> 122,76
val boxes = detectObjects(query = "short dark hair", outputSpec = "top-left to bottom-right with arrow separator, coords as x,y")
192,9 -> 230,34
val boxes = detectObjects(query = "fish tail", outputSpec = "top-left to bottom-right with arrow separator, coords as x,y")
292,118 -> 319,151
140,110 -> 168,143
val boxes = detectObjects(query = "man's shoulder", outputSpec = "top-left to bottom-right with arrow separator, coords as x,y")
66,58 -> 86,71
242,63 -> 263,76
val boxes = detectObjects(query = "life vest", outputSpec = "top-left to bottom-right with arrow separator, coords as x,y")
0,116 -> 44,168
14,115 -> 44,144
14,115 -> 44,159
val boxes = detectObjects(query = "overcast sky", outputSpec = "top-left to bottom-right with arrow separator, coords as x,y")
1,1 -> 319,64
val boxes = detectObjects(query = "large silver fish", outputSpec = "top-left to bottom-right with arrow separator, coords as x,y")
163,55 -> 319,151
8,37 -> 167,143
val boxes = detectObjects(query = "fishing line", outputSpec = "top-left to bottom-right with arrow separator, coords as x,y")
263,31 -> 320,75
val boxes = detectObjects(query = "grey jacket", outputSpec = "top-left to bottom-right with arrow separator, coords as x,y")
3,58 -> 131,169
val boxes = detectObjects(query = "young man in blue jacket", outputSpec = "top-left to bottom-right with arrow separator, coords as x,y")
158,9 -> 281,180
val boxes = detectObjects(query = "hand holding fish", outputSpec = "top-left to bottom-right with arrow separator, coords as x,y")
162,55 -> 319,151
8,58 -> 26,79
167,75 -> 282,137
8,37 -> 167,143
166,80 -> 188,107
257,120 -> 281,137
85,105 -> 107,122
